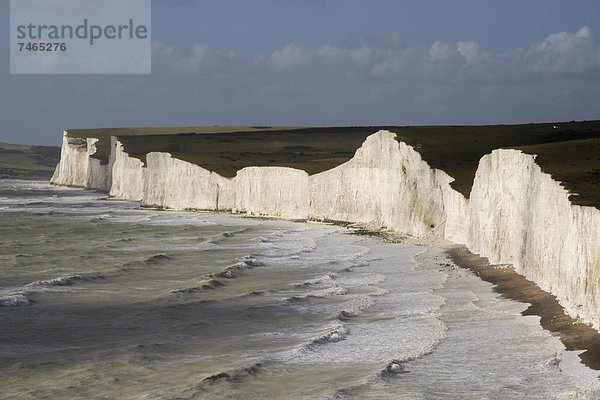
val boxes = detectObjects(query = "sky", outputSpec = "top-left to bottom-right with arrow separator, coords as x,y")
1,0 -> 600,145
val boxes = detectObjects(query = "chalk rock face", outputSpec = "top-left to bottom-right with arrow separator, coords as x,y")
50,132 -> 88,187
440,175 -> 470,245
467,149 -> 600,329
84,138 -> 109,191
234,166 -> 309,219
51,133 -> 109,191
142,152 -> 234,210
109,139 -> 144,201
309,131 -> 447,237
49,129 -> 600,331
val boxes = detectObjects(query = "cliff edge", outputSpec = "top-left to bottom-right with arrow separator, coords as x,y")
50,128 -> 600,331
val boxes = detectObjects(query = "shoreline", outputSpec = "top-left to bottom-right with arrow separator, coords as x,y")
447,245 -> 600,372
9,179 -> 600,372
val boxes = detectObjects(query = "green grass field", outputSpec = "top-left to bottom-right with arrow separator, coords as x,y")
513,137 -> 600,208
4,120 -> 598,208
0,143 -> 60,179
391,122 -> 600,207
104,122 -> 599,208
66,126 -> 302,162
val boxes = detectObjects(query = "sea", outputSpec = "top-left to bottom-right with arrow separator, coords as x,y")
0,180 -> 598,400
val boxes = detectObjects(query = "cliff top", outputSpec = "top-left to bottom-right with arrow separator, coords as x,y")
392,122 -> 600,208
65,126 -> 302,164
513,137 -> 600,208
0,142 -> 60,180
64,121 -> 600,208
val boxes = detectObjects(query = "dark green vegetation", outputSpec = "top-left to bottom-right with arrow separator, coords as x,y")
117,127 -> 378,177
391,121 -> 600,208
66,126 -> 301,163
65,120 -> 600,209
513,137 -> 600,208
0,142 -> 60,179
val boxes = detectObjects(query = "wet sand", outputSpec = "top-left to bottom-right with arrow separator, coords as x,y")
448,245 -> 600,371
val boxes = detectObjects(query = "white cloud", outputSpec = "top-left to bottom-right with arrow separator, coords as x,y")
522,25 -> 600,79
456,41 -> 489,66
153,26 -> 600,85
5,19 -> 600,146
270,43 -> 315,70
146,27 -> 600,110
153,42 -> 240,76
265,26 -> 600,84
111,29 -> 600,126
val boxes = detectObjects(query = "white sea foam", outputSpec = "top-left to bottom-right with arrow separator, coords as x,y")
300,324 -> 349,352
28,273 -> 104,287
0,293 -> 31,307
1,181 -> 598,399
297,273 -> 336,287
170,278 -> 225,294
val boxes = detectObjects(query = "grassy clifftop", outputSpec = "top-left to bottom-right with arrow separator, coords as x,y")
0,143 -> 61,180
110,122 -> 600,208
391,121 -> 600,208
58,120 -> 600,208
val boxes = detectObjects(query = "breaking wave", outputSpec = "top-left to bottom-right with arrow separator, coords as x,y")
116,254 -> 175,272
146,254 -> 173,264
287,285 -> 348,302
211,255 -> 265,279
379,360 -> 409,378
331,295 -> 375,321
296,273 -> 336,287
300,324 -> 348,352
28,273 -> 104,287
169,255 -> 264,295
201,362 -> 265,385
170,278 -> 225,294
237,255 -> 264,267
220,228 -> 250,238
0,293 -> 31,307
239,290 -> 275,298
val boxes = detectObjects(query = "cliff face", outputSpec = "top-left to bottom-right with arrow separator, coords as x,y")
108,138 -> 144,201
141,132 -> 450,231
50,129 -> 600,331
235,166 -> 309,219
84,138 -> 109,192
50,132 -> 88,187
467,150 -> 600,329
309,132 -> 449,237
50,134 -> 111,193
143,152 -> 233,211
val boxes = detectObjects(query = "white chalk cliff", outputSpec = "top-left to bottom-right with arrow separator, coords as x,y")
51,130 -> 600,331
51,133 -> 109,191
108,138 -> 144,201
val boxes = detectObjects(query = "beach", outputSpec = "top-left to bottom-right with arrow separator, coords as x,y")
449,246 -> 600,371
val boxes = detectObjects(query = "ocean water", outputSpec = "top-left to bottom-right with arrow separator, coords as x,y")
0,180 -> 598,400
